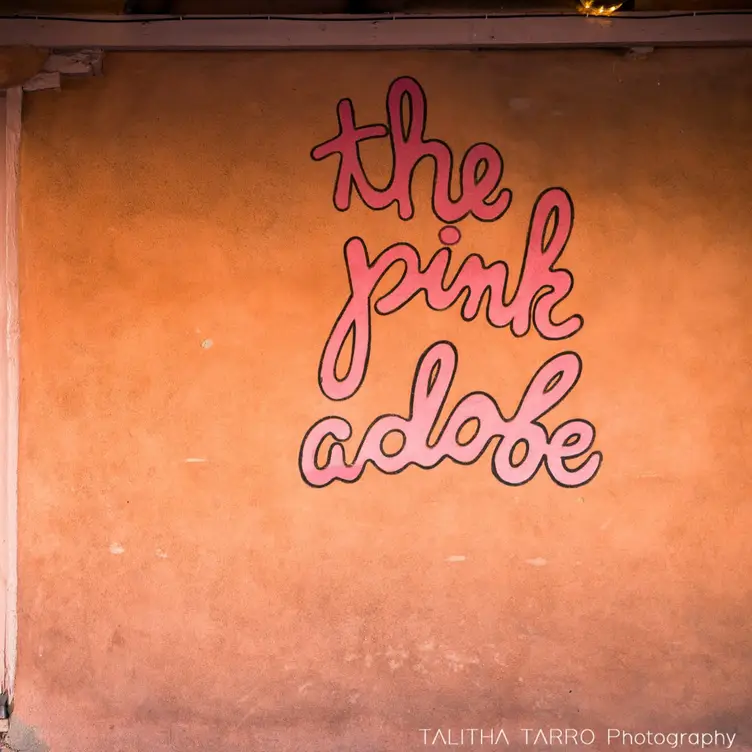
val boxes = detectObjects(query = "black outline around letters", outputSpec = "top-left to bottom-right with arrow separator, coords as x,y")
317,187 -> 583,402
310,76 -> 513,224
302,75 -> 601,489
300,341 -> 603,490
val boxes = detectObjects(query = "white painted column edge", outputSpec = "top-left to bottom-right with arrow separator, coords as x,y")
2,86 -> 21,708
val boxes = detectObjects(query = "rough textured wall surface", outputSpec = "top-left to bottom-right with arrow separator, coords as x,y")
14,49 -> 752,752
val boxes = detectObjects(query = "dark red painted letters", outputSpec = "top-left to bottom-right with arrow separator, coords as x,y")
311,77 -> 512,224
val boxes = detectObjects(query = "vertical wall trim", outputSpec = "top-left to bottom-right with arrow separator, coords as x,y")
1,87 -> 22,704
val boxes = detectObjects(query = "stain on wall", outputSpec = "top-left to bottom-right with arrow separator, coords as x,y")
13,49 -> 752,752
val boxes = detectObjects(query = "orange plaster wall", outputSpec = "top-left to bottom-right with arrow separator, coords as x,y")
13,49 -> 752,751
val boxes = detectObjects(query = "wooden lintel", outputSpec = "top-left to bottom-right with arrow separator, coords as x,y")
0,12 -> 751,50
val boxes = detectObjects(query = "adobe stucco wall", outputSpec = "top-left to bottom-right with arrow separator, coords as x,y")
12,49 -> 752,751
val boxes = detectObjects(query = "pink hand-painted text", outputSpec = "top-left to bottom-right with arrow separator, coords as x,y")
319,188 -> 582,402
301,76 -> 601,489
300,342 -> 601,488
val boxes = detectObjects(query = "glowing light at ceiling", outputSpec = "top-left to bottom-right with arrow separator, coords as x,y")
577,0 -> 625,15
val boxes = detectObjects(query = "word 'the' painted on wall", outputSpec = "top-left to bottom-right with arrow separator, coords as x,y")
298,76 -> 602,490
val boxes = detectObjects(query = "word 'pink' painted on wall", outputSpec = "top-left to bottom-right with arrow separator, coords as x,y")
318,188 -> 582,403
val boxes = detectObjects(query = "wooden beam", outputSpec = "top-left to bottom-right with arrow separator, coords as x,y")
0,11 -> 750,49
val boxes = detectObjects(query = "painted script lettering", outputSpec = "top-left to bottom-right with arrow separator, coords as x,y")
301,75 -> 602,489
319,188 -> 582,402
300,342 -> 602,489
311,76 -> 512,223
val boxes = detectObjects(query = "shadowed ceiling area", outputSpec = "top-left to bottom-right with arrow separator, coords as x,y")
1,0 -> 752,14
